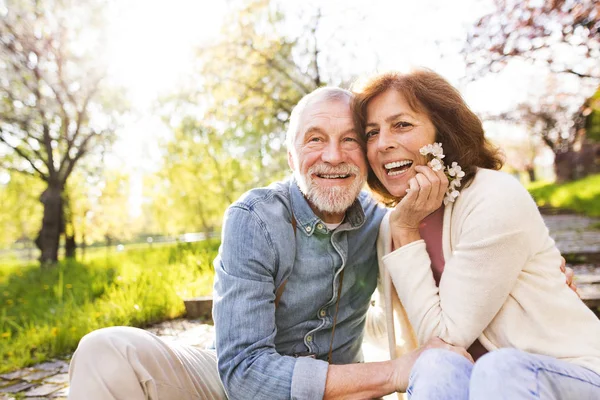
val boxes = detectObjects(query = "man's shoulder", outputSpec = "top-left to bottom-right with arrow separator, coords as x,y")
232,179 -> 291,212
357,190 -> 387,220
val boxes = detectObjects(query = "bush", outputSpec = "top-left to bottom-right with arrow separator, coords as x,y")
527,174 -> 600,217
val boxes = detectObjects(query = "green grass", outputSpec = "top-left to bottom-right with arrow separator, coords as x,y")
527,174 -> 600,217
0,240 -> 219,373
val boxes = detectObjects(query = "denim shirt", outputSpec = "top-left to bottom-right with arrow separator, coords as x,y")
213,178 -> 386,399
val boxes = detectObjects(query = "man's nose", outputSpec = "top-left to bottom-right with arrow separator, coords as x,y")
321,142 -> 344,165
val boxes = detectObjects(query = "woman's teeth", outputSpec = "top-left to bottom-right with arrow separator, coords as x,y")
384,160 -> 412,176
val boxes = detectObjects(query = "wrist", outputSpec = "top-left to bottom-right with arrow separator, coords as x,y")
390,355 -> 414,393
392,228 -> 421,249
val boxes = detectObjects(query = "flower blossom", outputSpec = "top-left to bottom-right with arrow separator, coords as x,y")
419,142 -> 464,204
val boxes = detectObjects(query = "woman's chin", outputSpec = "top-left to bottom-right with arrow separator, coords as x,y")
386,185 -> 409,199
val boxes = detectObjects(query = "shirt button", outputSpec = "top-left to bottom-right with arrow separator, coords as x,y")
306,335 -> 313,342
319,310 -> 326,317
317,223 -> 324,230
305,226 -> 312,232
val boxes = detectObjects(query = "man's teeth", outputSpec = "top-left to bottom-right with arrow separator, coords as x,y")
318,174 -> 350,179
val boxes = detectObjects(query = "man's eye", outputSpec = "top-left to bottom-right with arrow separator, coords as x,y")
343,137 -> 358,142
309,137 -> 322,142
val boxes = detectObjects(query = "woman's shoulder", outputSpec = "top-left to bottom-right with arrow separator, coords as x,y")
457,168 -> 538,217
465,168 -> 530,198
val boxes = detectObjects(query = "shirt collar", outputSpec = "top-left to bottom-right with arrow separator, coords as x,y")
289,178 -> 365,236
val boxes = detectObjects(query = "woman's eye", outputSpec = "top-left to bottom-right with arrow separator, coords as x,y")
365,130 -> 379,139
309,137 -> 322,142
395,122 -> 413,129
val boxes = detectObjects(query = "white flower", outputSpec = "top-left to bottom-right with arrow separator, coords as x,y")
430,143 -> 445,159
419,144 -> 433,156
419,142 -> 465,205
429,158 -> 443,171
447,162 -> 465,178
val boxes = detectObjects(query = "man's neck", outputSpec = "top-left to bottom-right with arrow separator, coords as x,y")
311,206 -> 345,224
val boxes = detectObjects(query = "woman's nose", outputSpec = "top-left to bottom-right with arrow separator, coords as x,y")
377,129 -> 397,152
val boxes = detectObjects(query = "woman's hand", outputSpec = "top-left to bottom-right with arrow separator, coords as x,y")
389,165 -> 449,249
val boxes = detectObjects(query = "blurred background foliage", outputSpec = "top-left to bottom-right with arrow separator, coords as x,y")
0,0 -> 598,263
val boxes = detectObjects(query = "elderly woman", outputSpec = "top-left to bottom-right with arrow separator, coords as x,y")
354,69 -> 600,399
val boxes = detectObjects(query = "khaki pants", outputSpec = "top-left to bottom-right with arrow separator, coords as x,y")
68,326 -> 227,400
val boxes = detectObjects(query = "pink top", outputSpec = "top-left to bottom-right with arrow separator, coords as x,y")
418,207 -> 445,286
418,206 -> 488,360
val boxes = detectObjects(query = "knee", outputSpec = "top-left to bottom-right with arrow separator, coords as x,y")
76,326 -> 135,353
409,349 -> 472,398
72,327 -> 146,371
412,348 -> 471,377
471,348 -> 526,384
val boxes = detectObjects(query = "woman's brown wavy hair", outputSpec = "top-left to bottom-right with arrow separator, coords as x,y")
352,69 -> 504,206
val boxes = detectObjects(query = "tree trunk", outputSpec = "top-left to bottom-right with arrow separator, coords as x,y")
526,166 -> 536,183
36,183 -> 63,266
554,151 -> 575,183
65,234 -> 76,258
64,197 -> 76,259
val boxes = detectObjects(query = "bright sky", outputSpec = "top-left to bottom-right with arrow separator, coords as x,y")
99,0 -> 594,214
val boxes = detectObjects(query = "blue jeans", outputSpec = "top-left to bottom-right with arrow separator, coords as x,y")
408,348 -> 600,399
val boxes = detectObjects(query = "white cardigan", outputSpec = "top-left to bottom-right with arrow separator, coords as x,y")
374,168 -> 600,375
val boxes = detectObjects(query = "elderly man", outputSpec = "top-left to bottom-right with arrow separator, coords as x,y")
68,87 -> 469,400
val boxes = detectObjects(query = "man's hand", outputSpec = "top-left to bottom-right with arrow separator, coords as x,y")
391,337 -> 473,393
560,257 -> 579,296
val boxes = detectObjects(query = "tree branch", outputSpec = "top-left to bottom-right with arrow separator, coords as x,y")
0,129 -> 48,180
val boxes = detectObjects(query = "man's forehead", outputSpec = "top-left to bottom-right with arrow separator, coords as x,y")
300,99 -> 353,125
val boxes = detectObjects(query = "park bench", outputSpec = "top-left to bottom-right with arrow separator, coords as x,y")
577,274 -> 600,312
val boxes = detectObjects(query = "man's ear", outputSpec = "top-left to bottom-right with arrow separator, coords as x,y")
287,150 -> 295,171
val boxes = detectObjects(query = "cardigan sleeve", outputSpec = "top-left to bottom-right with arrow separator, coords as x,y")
383,174 -> 538,348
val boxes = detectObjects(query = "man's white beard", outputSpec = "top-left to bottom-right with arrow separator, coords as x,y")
295,163 -> 365,215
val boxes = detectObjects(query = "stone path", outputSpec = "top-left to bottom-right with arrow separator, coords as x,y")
1,212 -> 599,399
0,319 -> 214,400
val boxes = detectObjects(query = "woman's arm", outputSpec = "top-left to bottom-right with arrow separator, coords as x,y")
385,172 -> 538,348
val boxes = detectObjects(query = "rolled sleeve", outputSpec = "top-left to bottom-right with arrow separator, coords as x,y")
291,357 -> 329,400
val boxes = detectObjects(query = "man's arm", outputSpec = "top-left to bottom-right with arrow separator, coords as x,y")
323,337 -> 473,399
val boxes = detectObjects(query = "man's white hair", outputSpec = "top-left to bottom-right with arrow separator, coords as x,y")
285,87 -> 354,152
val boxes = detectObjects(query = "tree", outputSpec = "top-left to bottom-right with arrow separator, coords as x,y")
0,0 -> 124,264
168,0 -> 329,181
464,0 -> 599,80
464,0 -> 600,181
147,0 -> 345,232
144,119 -> 256,236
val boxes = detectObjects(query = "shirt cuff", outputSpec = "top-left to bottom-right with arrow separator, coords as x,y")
290,357 -> 329,400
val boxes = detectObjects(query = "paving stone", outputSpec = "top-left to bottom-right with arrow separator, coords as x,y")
22,370 -> 58,382
44,373 -> 69,384
50,386 -> 69,397
34,360 -> 69,372
23,383 -> 63,397
0,381 -> 35,393
0,381 -> 16,390
0,369 -> 34,381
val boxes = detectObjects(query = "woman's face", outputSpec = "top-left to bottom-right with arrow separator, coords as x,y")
365,89 -> 437,198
